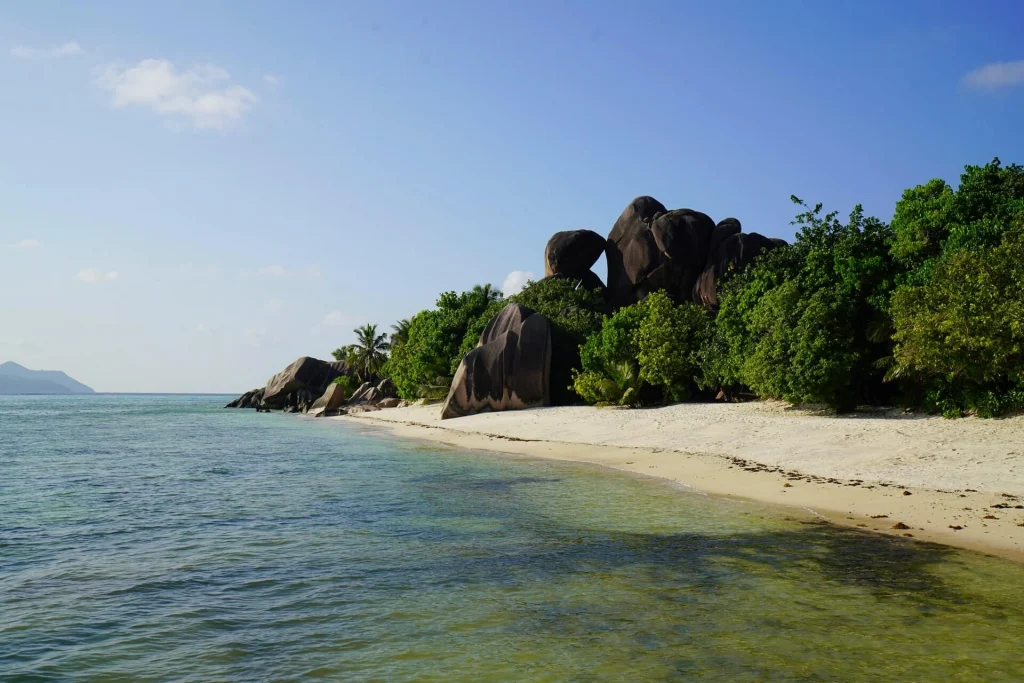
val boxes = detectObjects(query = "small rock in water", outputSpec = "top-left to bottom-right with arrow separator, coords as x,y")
983,514 -> 998,519
892,522 -> 911,529
949,525 -> 964,531
902,533 -> 914,537
871,514 -> 889,519
783,482 -> 793,488
903,490 -> 912,496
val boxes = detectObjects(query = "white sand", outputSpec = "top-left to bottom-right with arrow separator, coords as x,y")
337,402 -> 1024,560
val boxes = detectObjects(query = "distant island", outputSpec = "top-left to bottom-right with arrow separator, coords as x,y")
0,361 -> 95,395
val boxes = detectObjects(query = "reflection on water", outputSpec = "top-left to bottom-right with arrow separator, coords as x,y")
2,395 -> 1023,681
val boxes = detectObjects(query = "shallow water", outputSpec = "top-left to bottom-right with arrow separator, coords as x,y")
2,395 -> 1024,681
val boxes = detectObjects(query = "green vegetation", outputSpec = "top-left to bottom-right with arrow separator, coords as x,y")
704,199 -> 898,412
346,158 -> 1024,418
332,323 -> 390,382
573,291 -> 709,406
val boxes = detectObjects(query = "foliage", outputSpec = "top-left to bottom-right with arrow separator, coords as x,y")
891,159 -> 1024,270
706,198 -> 898,412
890,224 -> 1024,417
573,291 -> 709,405
886,159 -> 1024,416
331,373 -> 363,398
345,323 -> 390,381
390,319 -> 411,348
383,285 -> 504,400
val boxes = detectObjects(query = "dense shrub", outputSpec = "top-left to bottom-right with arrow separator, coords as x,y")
573,291 -> 710,405
891,223 -> 1024,417
887,159 -> 1024,416
705,199 -> 898,412
384,285 -> 501,400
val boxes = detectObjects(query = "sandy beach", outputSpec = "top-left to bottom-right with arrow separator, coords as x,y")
337,402 -> 1024,560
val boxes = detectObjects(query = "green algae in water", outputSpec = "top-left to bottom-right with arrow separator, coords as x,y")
2,395 -> 1024,681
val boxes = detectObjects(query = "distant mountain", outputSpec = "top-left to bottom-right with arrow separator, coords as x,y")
0,361 -> 95,394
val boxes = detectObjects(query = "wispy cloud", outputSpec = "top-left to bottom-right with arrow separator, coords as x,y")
95,59 -> 257,130
502,270 -> 534,296
263,73 -> 280,86
962,60 -> 1024,92
10,41 -> 83,59
76,268 -> 118,284
7,239 -> 42,249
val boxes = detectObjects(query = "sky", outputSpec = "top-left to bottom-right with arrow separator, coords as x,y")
2,0 -> 1023,393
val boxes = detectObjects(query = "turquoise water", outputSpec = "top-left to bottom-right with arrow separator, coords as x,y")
3,395 -> 1024,681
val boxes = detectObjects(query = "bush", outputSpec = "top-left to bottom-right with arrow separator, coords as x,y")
888,159 -> 1024,417
384,285 -> 502,400
573,291 -> 710,406
331,373 -> 363,398
890,225 -> 1024,417
706,199 -> 898,412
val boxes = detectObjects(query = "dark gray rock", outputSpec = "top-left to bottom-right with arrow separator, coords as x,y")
544,229 -> 607,278
225,387 -> 265,409
441,303 -> 551,419
693,232 -> 780,310
375,377 -> 396,399
348,381 -> 373,404
606,197 -> 715,307
308,383 -> 348,417
378,397 -> 402,408
262,356 -> 349,409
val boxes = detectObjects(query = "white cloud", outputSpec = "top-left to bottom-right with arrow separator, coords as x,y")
962,61 -> 1024,91
263,73 -> 280,86
502,270 -> 534,296
95,59 -> 257,130
76,268 -> 118,284
10,41 -> 83,59
8,239 -> 42,249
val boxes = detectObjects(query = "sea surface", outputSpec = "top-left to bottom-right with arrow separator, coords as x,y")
3,395 -> 1024,681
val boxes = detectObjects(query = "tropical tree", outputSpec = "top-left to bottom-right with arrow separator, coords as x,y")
348,323 -> 390,380
390,318 -> 412,347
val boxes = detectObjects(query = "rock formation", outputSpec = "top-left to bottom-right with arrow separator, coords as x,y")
441,303 -> 551,419
225,356 -> 349,411
308,383 -> 348,417
542,229 -> 609,298
225,387 -> 264,409
604,197 -> 716,308
693,232 -> 783,310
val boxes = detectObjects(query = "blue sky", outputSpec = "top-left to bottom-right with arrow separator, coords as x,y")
2,0 -> 1023,393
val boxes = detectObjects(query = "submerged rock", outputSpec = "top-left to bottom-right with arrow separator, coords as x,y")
441,303 -> 551,420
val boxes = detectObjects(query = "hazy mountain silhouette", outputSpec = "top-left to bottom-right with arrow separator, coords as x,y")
0,361 -> 95,394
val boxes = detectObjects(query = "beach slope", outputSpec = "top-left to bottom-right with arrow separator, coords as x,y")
338,402 -> 1024,560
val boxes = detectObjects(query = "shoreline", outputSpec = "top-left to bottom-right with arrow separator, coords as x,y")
335,402 -> 1024,562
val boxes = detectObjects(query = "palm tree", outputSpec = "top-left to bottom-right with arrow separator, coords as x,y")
390,318 -> 411,347
472,283 -> 502,303
349,323 -> 390,380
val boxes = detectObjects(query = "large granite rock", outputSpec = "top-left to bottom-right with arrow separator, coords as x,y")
225,387 -> 264,409
693,232 -> 782,310
441,303 -> 552,419
605,197 -> 715,308
544,229 -> 607,278
308,383 -> 348,417
262,356 -> 349,409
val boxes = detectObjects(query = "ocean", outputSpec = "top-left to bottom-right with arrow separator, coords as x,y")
3,394 -> 1024,681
